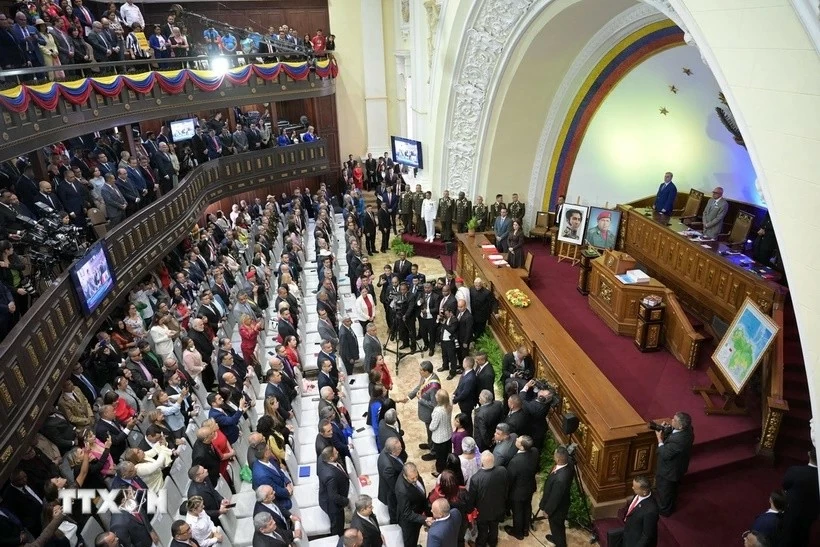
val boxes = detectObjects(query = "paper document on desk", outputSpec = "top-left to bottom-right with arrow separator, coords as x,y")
492,260 -> 509,267
487,254 -> 503,260
481,245 -> 497,251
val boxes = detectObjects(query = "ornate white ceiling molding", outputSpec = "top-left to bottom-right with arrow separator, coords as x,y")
524,3 -> 669,228
440,0 -> 678,200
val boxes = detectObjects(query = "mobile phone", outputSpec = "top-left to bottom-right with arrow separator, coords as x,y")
356,427 -> 365,433
225,503 -> 237,508
349,379 -> 356,385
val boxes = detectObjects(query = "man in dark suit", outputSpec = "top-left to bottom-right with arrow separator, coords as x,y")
154,142 -> 176,194
539,446 -> 575,547
501,345 -> 534,396
452,356 -> 479,415
393,252 -> 412,281
86,21 -> 114,63
504,394 -> 528,436
427,499 -> 461,547
653,172 -> 677,215
748,490 -> 786,547
520,380 -> 553,453
780,448 -> 819,547
654,412 -> 694,516
394,462 -> 429,546
40,410 -> 77,454
505,436 -> 539,539
475,352 -> 496,396
2,469 -> 44,537
470,278 -> 496,340
55,169 -> 93,226
468,451 -> 508,547
101,175 -> 128,226
109,492 -> 157,547
473,390 -> 503,452
363,203 -> 378,255
94,406 -> 132,462
377,410 -> 406,460
32,180 -> 63,218
188,465 -> 229,526
377,438 -> 405,524
253,484 -> 300,543
192,427 -> 222,487
363,322 -> 383,373
251,512 -> 289,547
318,446 -> 350,536
350,494 -> 385,547
416,282 -> 441,355
338,317 -> 360,375
617,476 -> 660,547
252,445 -> 294,513
377,202 -> 391,253
454,300 -> 473,378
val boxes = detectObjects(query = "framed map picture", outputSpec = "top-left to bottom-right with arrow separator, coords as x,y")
712,297 -> 780,394
557,204 -> 589,245
584,207 -> 621,250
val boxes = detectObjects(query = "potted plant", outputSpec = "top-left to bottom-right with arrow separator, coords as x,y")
466,216 -> 479,235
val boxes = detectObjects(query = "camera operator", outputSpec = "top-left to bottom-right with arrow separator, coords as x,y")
0,239 -> 31,319
519,379 -> 555,453
653,411 -> 694,516
501,344 -> 534,405
392,282 -> 417,351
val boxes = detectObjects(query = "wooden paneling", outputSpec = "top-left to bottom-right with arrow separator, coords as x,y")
0,141 -> 330,484
457,234 -> 655,504
618,205 -> 786,324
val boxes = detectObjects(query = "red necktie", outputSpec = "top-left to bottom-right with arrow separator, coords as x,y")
626,495 -> 640,516
364,295 -> 373,318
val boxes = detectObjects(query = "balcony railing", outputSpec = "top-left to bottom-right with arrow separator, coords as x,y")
0,140 -> 330,483
0,56 -> 337,162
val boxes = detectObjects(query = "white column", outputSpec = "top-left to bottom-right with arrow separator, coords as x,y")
409,0 -> 432,190
395,50 -> 410,137
361,0 -> 390,156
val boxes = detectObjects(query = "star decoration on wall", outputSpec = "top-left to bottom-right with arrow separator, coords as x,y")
659,107 -> 669,116
669,85 -> 678,94
682,67 -> 693,76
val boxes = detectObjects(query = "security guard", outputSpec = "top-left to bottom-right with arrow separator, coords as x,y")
473,196 -> 488,232
488,194 -> 506,228
455,191 -> 472,233
437,190 -> 455,242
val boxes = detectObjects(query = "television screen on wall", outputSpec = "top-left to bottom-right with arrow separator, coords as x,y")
169,118 -> 197,142
69,241 -> 116,316
391,136 -> 424,169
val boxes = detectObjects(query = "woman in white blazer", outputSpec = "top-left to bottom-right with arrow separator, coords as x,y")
354,285 -> 377,332
149,314 -> 177,361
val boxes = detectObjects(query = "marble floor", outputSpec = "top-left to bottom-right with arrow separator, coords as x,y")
363,249 -> 598,547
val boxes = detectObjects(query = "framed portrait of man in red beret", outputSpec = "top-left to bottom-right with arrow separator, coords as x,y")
585,207 -> 621,249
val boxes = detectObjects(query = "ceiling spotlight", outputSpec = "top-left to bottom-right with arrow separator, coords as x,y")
210,57 -> 230,76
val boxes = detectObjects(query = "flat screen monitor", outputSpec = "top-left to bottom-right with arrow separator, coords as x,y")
169,118 -> 197,142
69,241 -> 116,316
391,136 -> 423,169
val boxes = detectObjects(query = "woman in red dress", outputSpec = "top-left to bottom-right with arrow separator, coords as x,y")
370,354 -> 393,392
282,335 -> 301,370
238,313 -> 263,370
352,161 -> 364,190
204,418 -> 235,487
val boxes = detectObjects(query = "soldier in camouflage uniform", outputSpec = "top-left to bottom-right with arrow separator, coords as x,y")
412,183 -> 424,237
508,192 -> 525,228
455,191 -> 473,233
488,194 -> 506,229
473,196 -> 488,232
399,187 -> 414,234
437,190 -> 455,242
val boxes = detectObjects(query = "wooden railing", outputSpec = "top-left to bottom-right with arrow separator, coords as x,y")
0,141 -> 330,483
663,292 -> 707,370
759,303 -> 789,459
0,60 -> 336,163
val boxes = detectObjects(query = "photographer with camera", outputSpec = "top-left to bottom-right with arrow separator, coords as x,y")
519,379 -> 556,453
652,411 -> 694,516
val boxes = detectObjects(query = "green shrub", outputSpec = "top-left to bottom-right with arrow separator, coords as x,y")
474,332 -> 504,390
540,435 -> 593,528
390,237 -> 415,258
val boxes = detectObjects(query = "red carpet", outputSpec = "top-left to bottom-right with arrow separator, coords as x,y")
402,233 -> 457,269
443,239 -> 818,546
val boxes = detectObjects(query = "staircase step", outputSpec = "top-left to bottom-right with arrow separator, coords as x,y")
687,442 -> 758,482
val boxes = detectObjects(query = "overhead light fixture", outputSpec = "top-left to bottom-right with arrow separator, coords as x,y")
210,57 -> 230,76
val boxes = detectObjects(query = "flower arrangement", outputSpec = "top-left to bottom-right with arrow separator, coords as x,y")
505,289 -> 531,308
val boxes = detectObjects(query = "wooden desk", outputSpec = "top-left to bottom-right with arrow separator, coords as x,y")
618,205 -> 786,323
588,258 -> 667,336
457,234 -> 655,506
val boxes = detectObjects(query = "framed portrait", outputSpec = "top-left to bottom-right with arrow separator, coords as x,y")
584,207 -> 622,250
712,297 -> 780,394
557,204 -> 589,245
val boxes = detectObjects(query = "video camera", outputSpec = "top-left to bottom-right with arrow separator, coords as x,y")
648,420 -> 674,439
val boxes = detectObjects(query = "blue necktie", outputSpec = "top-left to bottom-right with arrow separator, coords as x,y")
77,374 -> 97,400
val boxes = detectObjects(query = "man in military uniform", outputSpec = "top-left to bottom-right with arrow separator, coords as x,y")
473,196 -> 488,232
437,190 -> 455,242
488,194 -> 506,229
508,193 -> 525,227
412,183 -> 425,238
585,210 -> 616,248
400,187 -> 414,234
455,191 -> 473,233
